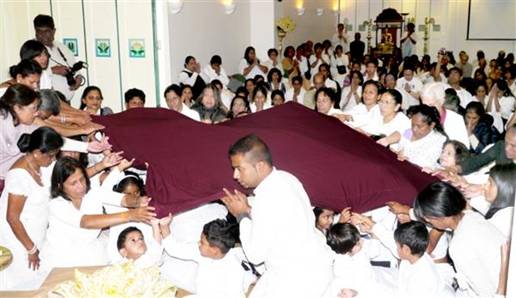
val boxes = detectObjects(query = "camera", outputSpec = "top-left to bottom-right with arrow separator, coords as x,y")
65,61 -> 87,86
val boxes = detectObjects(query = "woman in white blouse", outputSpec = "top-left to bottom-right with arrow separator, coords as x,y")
371,89 -> 411,147
315,87 -> 344,117
0,127 -> 63,290
336,80 -> 382,130
330,45 -> 349,88
397,104 -> 447,169
483,164 -> 515,239
40,157 -> 156,269
339,70 -> 363,111
250,84 -> 271,113
414,182 -> 506,298
239,46 -> 268,80
487,79 -> 515,124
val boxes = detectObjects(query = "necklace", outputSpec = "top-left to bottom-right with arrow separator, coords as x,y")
25,154 -> 43,185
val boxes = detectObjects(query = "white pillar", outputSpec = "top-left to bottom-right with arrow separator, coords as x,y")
249,0 -> 275,60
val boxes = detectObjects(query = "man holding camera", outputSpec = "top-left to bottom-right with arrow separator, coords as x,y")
34,14 -> 84,101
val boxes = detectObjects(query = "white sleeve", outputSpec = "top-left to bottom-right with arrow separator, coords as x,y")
371,223 -> 399,259
4,170 -> 31,196
500,97 -> 515,119
101,190 -> 125,207
178,71 -> 198,86
239,202 -> 270,265
162,235 -> 201,262
239,59 -> 248,74
99,167 -> 123,191
62,137 -> 88,153
219,67 -> 230,86
50,200 -> 82,227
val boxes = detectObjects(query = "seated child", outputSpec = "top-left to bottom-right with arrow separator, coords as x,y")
355,216 -> 452,298
313,206 -> 351,235
116,214 -> 171,268
323,223 -> 379,298
161,218 -> 251,298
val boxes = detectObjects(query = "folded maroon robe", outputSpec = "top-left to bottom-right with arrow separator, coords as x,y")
94,102 -> 436,216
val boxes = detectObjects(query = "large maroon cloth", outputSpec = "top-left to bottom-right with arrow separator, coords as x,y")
95,103 -> 436,216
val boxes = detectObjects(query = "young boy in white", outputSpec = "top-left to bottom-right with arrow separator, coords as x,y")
323,223 -> 382,298
161,218 -> 252,298
356,216 -> 453,298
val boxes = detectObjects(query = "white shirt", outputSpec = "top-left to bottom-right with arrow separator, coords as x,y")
443,108 -> 470,148
325,77 -> 338,91
446,84 -> 476,108
239,59 -> 266,80
239,168 -> 333,298
46,41 -> 77,100
345,104 -> 382,129
489,95 -> 516,120
250,101 -> 272,113
332,32 -> 349,52
262,59 -> 284,75
396,77 -> 423,110
40,69 -> 53,89
285,87 -> 306,103
449,211 -> 506,297
202,64 -> 229,87
398,130 -> 447,169
363,112 -> 411,142
401,32 -> 417,58
41,189 -> 124,268
163,237 -> 249,298
0,169 -> 50,290
487,207 -> 513,239
179,103 -> 201,121
178,68 -> 201,86
340,85 -> 362,111
296,56 -> 309,76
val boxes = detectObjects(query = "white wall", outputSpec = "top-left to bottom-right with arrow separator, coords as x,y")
275,0 -> 516,60
0,0 -> 157,112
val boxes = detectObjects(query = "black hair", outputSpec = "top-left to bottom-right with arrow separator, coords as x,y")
267,68 -> 282,83
184,56 -> 195,68
113,170 -> 146,196
228,134 -> 273,166
407,104 -> 447,137
477,50 -> 485,60
210,55 -> 222,65
254,75 -> 265,83
291,75 -> 303,85
38,89 -> 61,116
163,84 -> 182,99
283,45 -> 295,58
448,66 -> 463,77
228,95 -> 250,118
235,86 -> 249,98
382,88 -> 402,107
465,101 -> 486,118
244,46 -> 256,65
51,156 -> 91,200
252,84 -> 268,102
211,79 -> 223,90
442,140 -> 470,165
245,78 -> 256,87
334,45 -> 343,53
349,70 -> 364,85
315,87 -> 337,104
326,223 -> 360,254
124,88 -> 146,104
181,84 -> 193,96
495,79 -> 515,98
17,126 -> 63,154
362,79 -> 383,97
117,226 -> 143,250
444,88 -> 460,113
9,59 -> 42,79
393,221 -> 429,257
413,181 -> 466,222
267,48 -> 278,57
19,40 -> 49,61
33,14 -> 55,29
271,90 -> 285,105
202,219 -> 238,254
0,84 -> 40,122
485,164 -> 516,219
79,86 -> 104,110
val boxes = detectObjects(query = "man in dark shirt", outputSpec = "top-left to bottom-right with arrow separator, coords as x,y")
350,32 -> 366,62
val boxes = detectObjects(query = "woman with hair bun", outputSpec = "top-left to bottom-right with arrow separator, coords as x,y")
0,126 -> 63,290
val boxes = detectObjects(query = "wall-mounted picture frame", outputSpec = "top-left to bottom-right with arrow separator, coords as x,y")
129,39 -> 145,58
95,39 -> 111,57
63,38 -> 79,56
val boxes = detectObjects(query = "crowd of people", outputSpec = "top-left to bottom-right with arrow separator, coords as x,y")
0,14 -> 515,298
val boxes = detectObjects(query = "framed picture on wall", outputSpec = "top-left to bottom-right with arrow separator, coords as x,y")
95,39 -> 111,57
63,38 -> 79,56
129,39 -> 145,58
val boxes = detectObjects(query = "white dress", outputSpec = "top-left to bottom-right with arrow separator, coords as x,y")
362,112 -> 411,141
0,169 -> 50,290
396,77 -> 423,110
340,85 -> 362,111
345,104 -> 382,130
443,108 -> 470,148
239,59 -> 266,80
40,189 -> 124,268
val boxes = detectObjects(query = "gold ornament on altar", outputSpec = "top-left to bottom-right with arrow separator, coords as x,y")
276,17 -> 296,54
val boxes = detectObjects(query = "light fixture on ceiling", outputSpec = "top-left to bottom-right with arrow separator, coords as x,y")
168,0 -> 183,14
297,7 -> 305,15
223,1 -> 236,14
